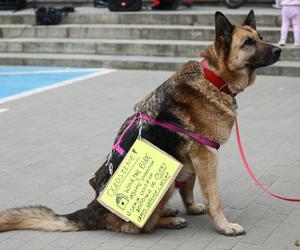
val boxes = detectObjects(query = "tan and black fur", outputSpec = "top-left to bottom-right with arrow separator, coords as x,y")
0,10 -> 281,236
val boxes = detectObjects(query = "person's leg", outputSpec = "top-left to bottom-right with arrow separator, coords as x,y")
279,6 -> 291,45
290,6 -> 300,45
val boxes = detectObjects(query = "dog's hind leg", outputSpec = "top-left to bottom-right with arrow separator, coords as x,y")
143,186 -> 187,231
161,208 -> 179,217
190,145 -> 245,236
156,217 -> 187,230
179,174 -> 206,215
101,213 -> 141,234
85,200 -> 141,234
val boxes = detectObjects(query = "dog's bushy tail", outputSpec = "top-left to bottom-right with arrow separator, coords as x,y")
0,205 -> 96,232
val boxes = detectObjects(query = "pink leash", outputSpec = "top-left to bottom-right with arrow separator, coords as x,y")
235,118 -> 300,202
112,113 -> 300,201
112,115 -> 139,156
112,113 -> 220,156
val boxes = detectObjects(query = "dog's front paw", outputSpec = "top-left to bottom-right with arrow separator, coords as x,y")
218,223 -> 246,236
186,203 -> 206,215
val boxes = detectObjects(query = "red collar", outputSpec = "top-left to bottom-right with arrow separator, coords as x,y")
200,59 -> 235,97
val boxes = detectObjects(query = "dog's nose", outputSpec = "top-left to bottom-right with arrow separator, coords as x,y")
272,47 -> 281,58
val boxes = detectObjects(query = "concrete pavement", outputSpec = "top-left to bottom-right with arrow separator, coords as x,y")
0,69 -> 300,249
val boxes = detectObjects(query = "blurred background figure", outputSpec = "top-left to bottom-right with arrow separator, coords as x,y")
278,0 -> 300,46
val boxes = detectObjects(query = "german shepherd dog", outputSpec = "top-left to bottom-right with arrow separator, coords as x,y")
0,10 -> 280,236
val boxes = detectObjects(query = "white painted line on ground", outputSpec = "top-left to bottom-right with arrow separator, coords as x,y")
0,69 -> 102,76
0,69 -> 115,105
0,109 -> 8,113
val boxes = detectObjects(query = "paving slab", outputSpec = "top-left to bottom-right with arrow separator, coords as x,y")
0,69 -> 300,249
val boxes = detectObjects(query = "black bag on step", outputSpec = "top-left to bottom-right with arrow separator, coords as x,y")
35,6 -> 74,25
0,0 -> 26,10
153,0 -> 182,10
108,0 -> 142,11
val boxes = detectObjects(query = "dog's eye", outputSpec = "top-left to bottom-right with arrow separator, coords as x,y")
244,37 -> 255,46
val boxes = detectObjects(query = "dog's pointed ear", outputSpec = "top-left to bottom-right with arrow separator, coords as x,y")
243,9 -> 256,30
215,11 -> 234,55
215,11 -> 234,41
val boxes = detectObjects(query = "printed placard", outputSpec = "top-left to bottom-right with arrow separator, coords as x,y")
97,138 -> 182,228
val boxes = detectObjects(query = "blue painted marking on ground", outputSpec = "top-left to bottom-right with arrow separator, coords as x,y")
0,66 -> 100,99
0,66 -> 96,73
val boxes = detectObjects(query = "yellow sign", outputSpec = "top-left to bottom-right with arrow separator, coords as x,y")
97,138 -> 182,228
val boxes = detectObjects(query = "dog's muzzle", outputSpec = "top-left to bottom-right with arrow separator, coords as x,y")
271,47 -> 281,63
250,44 -> 282,69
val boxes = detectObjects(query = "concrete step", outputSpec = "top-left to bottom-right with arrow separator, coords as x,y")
0,38 -> 298,61
0,24 -> 295,43
61,11 -> 283,27
0,53 -> 299,76
0,8 -> 282,27
0,7 -> 296,77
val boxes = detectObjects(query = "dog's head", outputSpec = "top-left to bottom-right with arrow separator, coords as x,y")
202,10 -> 281,94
